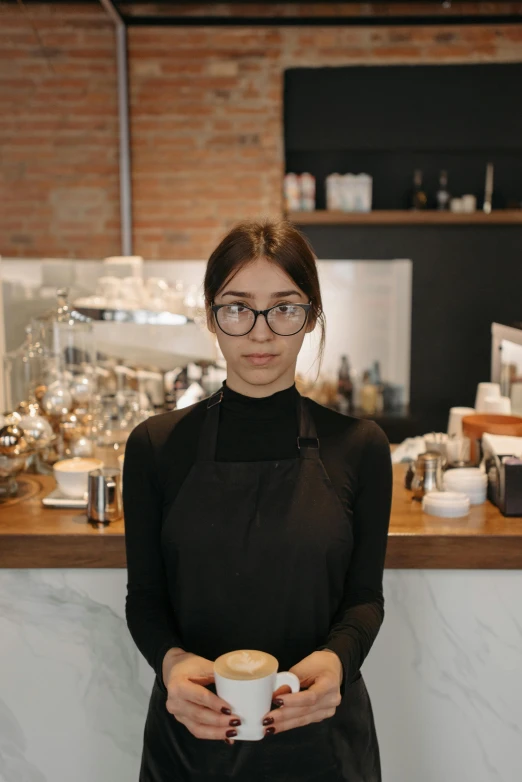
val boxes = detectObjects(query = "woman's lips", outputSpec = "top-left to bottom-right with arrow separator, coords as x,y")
244,353 -> 277,366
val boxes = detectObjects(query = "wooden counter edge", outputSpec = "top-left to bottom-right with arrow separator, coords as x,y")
2,533 -> 522,569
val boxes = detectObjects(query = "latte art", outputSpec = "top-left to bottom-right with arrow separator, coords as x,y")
228,652 -> 266,675
214,649 -> 278,681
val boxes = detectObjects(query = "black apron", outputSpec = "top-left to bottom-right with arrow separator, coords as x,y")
140,389 -> 381,782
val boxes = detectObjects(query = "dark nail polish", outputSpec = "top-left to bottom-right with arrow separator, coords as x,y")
226,729 -> 237,738
274,698 -> 284,707
265,726 -> 276,735
262,717 -> 274,726
229,719 -> 241,727
221,707 -> 231,715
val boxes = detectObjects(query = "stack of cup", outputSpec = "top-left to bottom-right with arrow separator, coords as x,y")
422,491 -> 470,518
474,382 -> 511,414
443,467 -> 488,505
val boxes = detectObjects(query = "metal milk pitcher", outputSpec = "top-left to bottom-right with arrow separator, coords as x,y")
87,467 -> 122,523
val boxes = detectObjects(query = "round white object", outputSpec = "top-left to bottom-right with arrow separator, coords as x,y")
423,491 -> 470,518
447,407 -> 476,438
475,382 -> 501,413
53,457 -> 104,498
482,395 -> 512,415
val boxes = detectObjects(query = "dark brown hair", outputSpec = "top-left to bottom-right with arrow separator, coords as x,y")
203,219 -> 326,373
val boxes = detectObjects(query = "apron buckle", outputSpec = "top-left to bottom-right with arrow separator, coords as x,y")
207,391 -> 223,408
297,436 -> 320,449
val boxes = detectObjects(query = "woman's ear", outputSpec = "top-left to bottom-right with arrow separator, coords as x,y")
206,307 -> 216,334
305,312 -> 317,334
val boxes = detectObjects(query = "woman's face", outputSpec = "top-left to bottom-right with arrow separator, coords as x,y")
208,257 -> 315,395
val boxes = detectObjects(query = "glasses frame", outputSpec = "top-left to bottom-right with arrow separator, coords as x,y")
211,301 -> 313,337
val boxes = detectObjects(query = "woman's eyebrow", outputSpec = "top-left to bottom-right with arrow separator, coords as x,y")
221,289 -> 301,298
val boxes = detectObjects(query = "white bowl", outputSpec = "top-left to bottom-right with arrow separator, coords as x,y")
423,491 -> 470,518
444,477 -> 487,490
53,457 -> 104,498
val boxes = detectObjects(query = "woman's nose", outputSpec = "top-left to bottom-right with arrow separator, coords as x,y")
250,313 -> 273,340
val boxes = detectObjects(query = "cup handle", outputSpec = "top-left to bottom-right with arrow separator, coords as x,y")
274,671 -> 300,694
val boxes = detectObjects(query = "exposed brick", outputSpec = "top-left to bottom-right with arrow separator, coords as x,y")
1,3 -> 522,259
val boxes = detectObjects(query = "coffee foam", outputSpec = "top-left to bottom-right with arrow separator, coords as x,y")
228,651 -> 265,675
214,649 -> 278,681
54,458 -> 102,473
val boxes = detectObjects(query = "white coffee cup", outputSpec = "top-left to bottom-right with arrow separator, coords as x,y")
53,457 -> 104,498
474,382 -> 501,413
214,650 -> 300,741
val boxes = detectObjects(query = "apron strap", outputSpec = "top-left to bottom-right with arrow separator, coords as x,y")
196,389 -> 222,462
297,396 -> 320,460
196,388 -> 320,462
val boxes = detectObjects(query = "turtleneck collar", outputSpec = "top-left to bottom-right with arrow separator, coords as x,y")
221,379 -> 299,420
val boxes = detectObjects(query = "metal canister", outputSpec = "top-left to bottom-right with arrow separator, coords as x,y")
411,451 -> 443,501
87,467 -> 122,523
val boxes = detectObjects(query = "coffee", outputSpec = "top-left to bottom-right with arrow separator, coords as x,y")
214,649 -> 278,681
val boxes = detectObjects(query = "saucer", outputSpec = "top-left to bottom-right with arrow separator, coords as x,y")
42,488 -> 88,509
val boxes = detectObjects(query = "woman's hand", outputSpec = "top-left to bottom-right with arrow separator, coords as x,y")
261,651 -> 343,737
162,650 -> 242,743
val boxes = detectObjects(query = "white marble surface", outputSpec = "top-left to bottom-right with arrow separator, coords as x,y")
0,569 -> 521,782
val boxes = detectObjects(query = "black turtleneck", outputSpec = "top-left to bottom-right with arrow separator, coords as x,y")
123,379 -> 392,691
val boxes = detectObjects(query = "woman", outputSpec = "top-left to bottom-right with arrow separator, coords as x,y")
123,219 -> 393,782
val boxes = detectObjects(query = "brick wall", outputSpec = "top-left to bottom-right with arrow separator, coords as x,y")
2,2 -> 522,259
0,3 -> 120,258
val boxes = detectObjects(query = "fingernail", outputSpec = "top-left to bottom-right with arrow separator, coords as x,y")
221,707 -> 231,715
226,729 -> 237,738
223,738 -> 234,745
265,726 -> 276,735
262,717 -> 274,726
229,719 -> 241,727
274,698 -> 284,707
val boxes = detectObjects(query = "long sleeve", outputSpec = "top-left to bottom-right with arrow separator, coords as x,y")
122,420 -> 184,688
317,421 -> 393,695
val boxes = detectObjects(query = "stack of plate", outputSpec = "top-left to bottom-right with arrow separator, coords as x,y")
422,491 -> 470,518
443,468 -> 487,505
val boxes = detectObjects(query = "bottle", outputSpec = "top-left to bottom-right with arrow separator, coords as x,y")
436,170 -> 451,211
370,361 -> 384,413
284,173 -> 301,212
337,355 -> 353,414
410,169 -> 427,210
360,371 -> 378,415
300,173 -> 316,212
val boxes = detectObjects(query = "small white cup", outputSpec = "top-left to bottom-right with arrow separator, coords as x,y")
450,197 -> 464,213
214,653 -> 300,741
53,457 -> 104,498
447,407 -> 476,438
482,395 -> 512,414
461,194 -> 477,213
475,382 -> 501,413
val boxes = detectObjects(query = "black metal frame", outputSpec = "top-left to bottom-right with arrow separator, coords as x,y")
211,302 -> 312,337
101,0 -> 522,27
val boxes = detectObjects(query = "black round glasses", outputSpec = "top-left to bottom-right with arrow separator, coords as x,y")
211,302 -> 312,337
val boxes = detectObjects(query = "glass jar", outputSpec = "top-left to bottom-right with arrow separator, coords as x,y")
2,325 -> 46,411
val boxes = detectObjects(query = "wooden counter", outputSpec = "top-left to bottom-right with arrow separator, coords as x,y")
1,467 -> 522,568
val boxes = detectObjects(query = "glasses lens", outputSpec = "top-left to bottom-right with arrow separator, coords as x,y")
216,304 -> 255,335
267,305 -> 307,336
